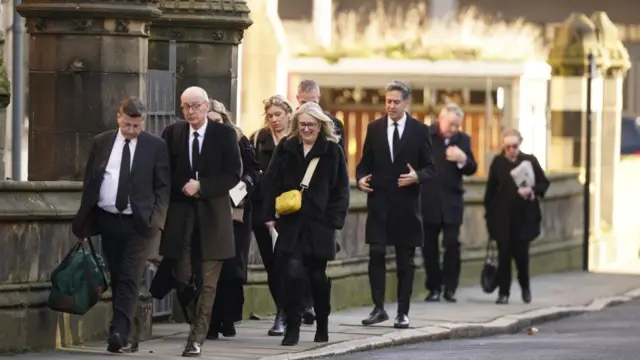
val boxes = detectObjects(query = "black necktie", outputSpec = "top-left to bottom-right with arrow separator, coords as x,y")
192,132 -> 200,176
392,122 -> 400,161
115,139 -> 131,213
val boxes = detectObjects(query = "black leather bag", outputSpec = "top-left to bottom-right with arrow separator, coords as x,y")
480,238 -> 499,294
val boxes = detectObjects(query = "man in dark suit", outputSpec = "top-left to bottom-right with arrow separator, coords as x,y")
356,81 -> 436,329
295,79 -> 347,325
72,96 -> 171,354
421,103 -> 477,303
160,86 -> 241,357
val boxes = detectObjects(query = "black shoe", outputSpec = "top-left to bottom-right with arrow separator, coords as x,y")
221,321 -> 237,337
424,290 -> 441,302
182,341 -> 201,357
496,295 -> 509,304
362,308 -> 389,326
443,290 -> 457,303
268,311 -> 285,336
121,341 -> 139,353
522,289 -> 532,304
206,321 -> 221,340
314,317 -> 329,343
106,333 -> 123,353
393,314 -> 410,329
281,324 -> 300,346
302,307 -> 316,325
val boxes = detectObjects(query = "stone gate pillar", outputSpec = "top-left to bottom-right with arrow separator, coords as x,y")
17,1 -> 161,181
150,0 -> 253,118
590,12 -> 632,264
547,13 -> 608,269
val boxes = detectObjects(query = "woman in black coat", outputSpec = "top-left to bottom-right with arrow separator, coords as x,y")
483,129 -> 550,305
205,100 -> 261,339
262,102 -> 350,346
249,95 -> 294,336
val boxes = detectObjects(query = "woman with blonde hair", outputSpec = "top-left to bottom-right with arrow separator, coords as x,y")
249,94 -> 294,336
261,101 -> 350,346
205,100 -> 261,339
483,129 -> 549,305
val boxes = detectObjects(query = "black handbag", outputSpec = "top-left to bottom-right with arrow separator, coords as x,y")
480,238 -> 499,294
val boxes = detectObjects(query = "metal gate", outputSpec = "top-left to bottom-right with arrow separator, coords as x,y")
145,40 -> 177,319
146,40 -> 178,136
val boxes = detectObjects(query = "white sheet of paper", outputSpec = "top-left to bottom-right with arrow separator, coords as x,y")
510,160 -> 535,188
269,226 -> 278,252
229,181 -> 248,207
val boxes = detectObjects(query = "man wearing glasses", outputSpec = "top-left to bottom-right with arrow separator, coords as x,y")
159,86 -> 242,357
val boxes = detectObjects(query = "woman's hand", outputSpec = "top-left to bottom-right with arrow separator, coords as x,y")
265,221 -> 275,229
517,186 -> 533,199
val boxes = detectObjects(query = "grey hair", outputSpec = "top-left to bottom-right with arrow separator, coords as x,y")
443,102 -> 464,120
297,79 -> 320,94
384,80 -> 411,100
502,128 -> 523,142
181,86 -> 209,101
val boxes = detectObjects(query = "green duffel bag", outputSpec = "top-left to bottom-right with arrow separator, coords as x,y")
48,237 -> 109,315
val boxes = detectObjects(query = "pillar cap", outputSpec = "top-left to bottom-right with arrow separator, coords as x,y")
17,0 -> 161,20
547,12 -> 608,76
590,11 -> 631,77
156,0 -> 253,29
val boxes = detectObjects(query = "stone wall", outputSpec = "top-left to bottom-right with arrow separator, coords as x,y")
0,172 -> 582,352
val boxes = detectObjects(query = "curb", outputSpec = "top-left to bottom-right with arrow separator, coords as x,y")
260,287 -> 640,360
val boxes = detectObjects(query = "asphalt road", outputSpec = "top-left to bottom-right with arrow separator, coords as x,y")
333,298 -> 640,360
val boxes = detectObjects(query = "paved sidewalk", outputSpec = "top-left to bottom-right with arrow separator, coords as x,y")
5,271 -> 640,359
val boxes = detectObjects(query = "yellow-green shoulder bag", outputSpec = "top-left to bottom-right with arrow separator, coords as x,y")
275,157 -> 320,215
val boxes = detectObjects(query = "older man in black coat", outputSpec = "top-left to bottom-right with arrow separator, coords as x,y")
160,86 -> 241,357
421,103 -> 477,304
356,81 -> 436,329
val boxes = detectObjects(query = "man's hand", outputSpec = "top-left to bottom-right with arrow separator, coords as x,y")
358,174 -> 373,193
398,164 -> 419,187
183,179 -> 200,197
265,221 -> 276,229
517,186 -> 533,199
446,145 -> 467,164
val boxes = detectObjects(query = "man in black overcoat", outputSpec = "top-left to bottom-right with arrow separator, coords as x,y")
356,81 -> 436,329
420,103 -> 477,303
72,96 -> 171,353
159,86 -> 242,357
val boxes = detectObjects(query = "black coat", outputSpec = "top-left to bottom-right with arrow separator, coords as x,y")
160,120 -> 242,261
220,135 -> 261,282
421,125 -> 477,225
249,128 -> 278,225
262,136 -> 350,261
72,130 -> 171,239
355,114 -> 436,247
327,113 -> 346,158
483,152 -> 550,243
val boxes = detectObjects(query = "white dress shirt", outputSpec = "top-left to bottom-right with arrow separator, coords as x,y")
189,121 -> 208,176
387,113 -> 407,162
98,130 -> 137,214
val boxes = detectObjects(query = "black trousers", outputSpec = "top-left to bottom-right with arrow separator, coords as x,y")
496,236 -> 530,297
368,244 -> 416,316
422,222 -> 461,293
209,278 -> 244,330
281,246 -> 331,326
253,224 -> 284,310
99,210 -> 150,341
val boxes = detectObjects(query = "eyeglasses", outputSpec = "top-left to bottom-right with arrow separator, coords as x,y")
181,102 -> 204,112
504,144 -> 519,150
299,122 -> 318,129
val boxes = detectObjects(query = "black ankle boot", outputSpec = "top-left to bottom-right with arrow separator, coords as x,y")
268,309 -> 285,336
221,320 -> 236,337
281,323 -> 300,346
314,317 -> 329,342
